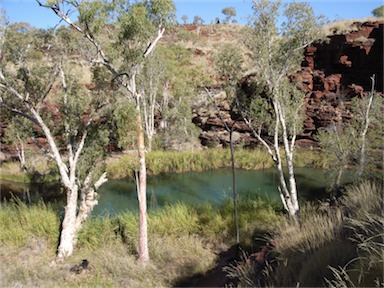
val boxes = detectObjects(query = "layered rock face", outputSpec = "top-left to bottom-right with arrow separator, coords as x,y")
192,91 -> 259,148
193,21 -> 383,148
299,21 -> 383,139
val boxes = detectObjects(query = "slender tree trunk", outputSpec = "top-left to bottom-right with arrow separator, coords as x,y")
136,112 -> 149,264
358,75 -> 375,177
230,127 -> 239,244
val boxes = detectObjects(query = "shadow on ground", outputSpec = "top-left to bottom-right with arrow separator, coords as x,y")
173,244 -> 240,287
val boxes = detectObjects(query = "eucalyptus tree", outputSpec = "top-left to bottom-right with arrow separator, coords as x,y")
221,7 -> 236,24
37,0 -> 175,263
241,0 -> 325,221
372,5 -> 384,17
0,22 -> 110,261
138,48 -> 167,151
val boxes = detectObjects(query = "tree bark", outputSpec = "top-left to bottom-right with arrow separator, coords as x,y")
136,111 -> 149,264
230,127 -> 239,244
358,75 -> 375,177
56,185 -> 78,261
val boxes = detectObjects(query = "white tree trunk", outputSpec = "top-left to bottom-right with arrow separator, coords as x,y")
56,185 -> 78,261
76,172 -> 108,231
272,98 -> 300,221
358,75 -> 375,177
136,105 -> 149,264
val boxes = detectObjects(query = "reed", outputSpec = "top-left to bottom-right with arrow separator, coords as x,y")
107,147 -> 323,179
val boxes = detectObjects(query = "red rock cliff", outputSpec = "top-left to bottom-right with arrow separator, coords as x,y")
193,21 -> 383,148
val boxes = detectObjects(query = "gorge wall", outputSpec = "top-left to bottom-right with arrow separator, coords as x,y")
192,21 -> 383,148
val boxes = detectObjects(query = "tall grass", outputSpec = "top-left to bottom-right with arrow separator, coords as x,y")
107,148 -> 324,179
226,180 -> 383,287
0,196 -> 280,287
2,147 -> 325,182
0,200 -> 59,248
196,196 -> 281,247
0,162 -> 30,182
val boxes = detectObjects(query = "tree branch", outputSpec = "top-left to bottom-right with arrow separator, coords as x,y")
143,27 -> 165,58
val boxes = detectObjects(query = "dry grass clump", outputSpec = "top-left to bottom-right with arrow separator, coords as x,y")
225,180 -> 383,287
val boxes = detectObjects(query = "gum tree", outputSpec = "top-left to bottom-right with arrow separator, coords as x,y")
0,23 -> 109,261
241,0 -> 325,221
221,7 -> 236,24
37,0 -> 175,264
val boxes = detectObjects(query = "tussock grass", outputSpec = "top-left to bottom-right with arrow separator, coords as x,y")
227,180 -> 383,287
149,203 -> 200,237
0,195 -> 280,287
0,154 -> 59,183
0,200 -> 59,248
196,196 -> 281,246
3,148 -> 324,182
272,204 -> 344,254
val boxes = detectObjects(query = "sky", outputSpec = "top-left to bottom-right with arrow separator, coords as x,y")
1,0 -> 383,29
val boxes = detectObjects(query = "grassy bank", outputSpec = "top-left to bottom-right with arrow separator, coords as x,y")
107,147 -> 326,179
1,148 -> 326,182
0,197 -> 281,287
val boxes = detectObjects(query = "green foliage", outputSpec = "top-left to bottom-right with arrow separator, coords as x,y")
77,0 -> 115,34
0,191 -> 282,287
197,196 -> 281,245
372,5 -> 384,17
149,43 -> 206,148
147,0 -> 176,28
317,92 -> 383,190
176,28 -> 199,42
113,100 -> 138,149
181,14 -> 188,24
214,43 -> 243,88
221,7 -> 237,24
0,201 -> 59,248
3,116 -> 34,147
243,0 -> 326,116
77,216 -> 119,250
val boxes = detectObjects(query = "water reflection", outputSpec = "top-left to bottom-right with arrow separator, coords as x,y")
1,168 -> 347,216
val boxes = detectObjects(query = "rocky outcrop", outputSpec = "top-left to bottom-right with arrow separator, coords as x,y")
192,91 -> 259,148
193,21 -> 383,148
298,21 -> 383,137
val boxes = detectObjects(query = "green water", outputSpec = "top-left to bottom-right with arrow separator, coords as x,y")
92,167 -> 332,216
1,167 -> 341,216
